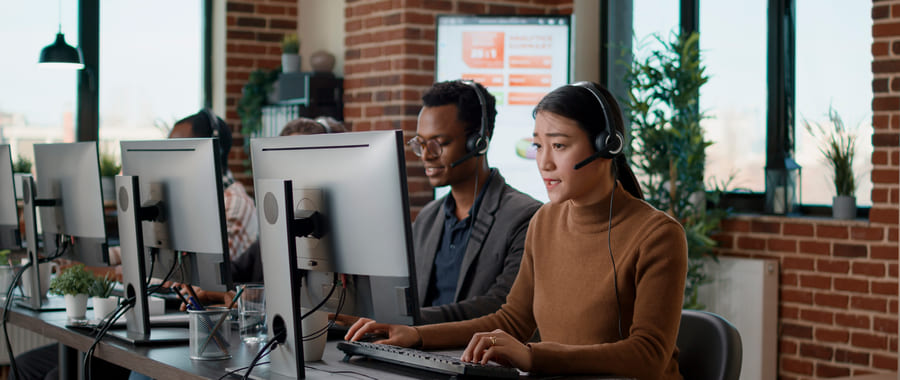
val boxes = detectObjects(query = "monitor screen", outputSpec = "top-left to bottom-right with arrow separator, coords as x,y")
251,130 -> 418,323
33,142 -> 108,266
435,14 -> 572,203
251,130 -> 418,377
0,145 -> 20,249
120,138 -> 231,292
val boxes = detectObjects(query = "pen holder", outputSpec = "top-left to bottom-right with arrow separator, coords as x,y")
189,307 -> 233,360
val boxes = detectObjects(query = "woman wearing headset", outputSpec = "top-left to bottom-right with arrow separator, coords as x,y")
346,82 -> 688,379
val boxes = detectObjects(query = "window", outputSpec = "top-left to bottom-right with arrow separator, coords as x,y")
98,0 -> 204,157
700,1 -> 767,193
632,0 -> 679,51
0,1 -> 80,162
795,1 -> 873,206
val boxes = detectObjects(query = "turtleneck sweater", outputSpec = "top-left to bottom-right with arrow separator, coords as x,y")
415,184 -> 687,379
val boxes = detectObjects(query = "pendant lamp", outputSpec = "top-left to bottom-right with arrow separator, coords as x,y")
38,0 -> 83,69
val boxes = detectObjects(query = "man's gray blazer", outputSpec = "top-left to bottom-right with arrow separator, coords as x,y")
413,170 -> 541,324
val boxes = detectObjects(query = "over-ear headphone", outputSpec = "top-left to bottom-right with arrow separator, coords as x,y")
450,79 -> 490,168
570,81 -> 624,170
314,117 -> 333,133
203,108 -> 222,138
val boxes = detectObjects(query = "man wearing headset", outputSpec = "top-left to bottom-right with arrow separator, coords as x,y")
408,80 -> 541,323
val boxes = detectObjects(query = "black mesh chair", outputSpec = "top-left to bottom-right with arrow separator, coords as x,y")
676,310 -> 742,380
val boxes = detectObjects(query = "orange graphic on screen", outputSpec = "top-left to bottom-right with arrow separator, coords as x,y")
509,55 -> 552,69
462,74 -> 504,87
508,92 -> 547,106
508,74 -> 552,87
462,31 -> 504,69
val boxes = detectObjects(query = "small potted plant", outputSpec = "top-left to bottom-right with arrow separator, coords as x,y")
803,106 -> 859,219
12,154 -> 31,200
89,273 -> 118,320
281,33 -> 301,73
98,150 -> 121,202
48,264 -> 94,319
0,249 -> 13,295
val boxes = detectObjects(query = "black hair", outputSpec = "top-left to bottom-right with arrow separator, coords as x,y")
174,109 -> 233,177
533,82 -> 644,200
421,80 -> 497,140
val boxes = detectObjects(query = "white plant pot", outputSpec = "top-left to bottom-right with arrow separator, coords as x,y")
91,296 -> 119,321
13,173 -> 26,199
101,176 -> 116,202
282,54 -> 301,73
832,195 -> 857,220
64,294 -> 89,320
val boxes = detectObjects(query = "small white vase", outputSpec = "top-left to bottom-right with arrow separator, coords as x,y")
282,54 -> 301,73
91,296 -> 119,321
64,294 -> 89,320
101,176 -> 116,202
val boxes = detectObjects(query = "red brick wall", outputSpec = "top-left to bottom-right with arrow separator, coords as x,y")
342,0 -> 573,215
710,2 -> 900,378
224,0 -> 299,185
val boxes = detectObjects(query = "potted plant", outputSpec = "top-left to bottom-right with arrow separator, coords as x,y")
0,249 -> 13,295
12,154 -> 31,200
803,106 -> 859,219
237,67 -> 281,136
98,150 -> 121,202
89,273 -> 118,320
48,264 -> 94,319
622,31 -> 728,309
281,33 -> 301,73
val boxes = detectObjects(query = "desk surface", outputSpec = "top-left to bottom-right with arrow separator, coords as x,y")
6,305 -> 624,379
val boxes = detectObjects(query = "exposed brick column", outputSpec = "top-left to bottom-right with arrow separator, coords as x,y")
342,0 -> 572,217
710,2 -> 900,378
224,0 -> 299,185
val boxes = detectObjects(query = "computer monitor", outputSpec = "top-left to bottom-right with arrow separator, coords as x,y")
250,130 -> 419,378
112,138 -> 232,344
0,145 -> 21,250
19,142 -> 110,311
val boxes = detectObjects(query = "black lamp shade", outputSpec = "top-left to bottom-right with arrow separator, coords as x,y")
39,32 -> 84,68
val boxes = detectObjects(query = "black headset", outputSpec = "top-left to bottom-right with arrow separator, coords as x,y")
570,81 -> 626,340
571,81 -> 624,170
450,80 -> 490,168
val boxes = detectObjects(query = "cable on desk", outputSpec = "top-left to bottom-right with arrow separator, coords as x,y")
82,295 -> 134,380
304,365 -> 380,380
303,286 -> 346,341
3,260 -> 31,380
242,331 -> 283,380
215,361 -> 270,380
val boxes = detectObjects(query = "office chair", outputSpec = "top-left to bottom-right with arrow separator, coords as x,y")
676,310 -> 743,380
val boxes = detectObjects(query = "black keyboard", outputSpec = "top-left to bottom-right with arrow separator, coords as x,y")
337,341 -> 519,379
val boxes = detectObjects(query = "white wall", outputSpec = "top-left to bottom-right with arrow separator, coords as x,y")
298,0 -> 345,76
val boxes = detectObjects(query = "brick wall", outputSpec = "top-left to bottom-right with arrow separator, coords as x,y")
342,0 -> 573,215
224,0 -> 299,185
710,2 -> 900,378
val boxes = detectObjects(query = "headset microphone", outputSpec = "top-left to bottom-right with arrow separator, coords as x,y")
450,150 -> 478,168
574,152 -> 602,170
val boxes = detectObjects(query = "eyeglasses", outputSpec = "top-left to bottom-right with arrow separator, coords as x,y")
407,137 -> 443,157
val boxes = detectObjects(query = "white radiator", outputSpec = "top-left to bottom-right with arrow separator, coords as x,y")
0,324 -> 56,364
697,256 -> 779,380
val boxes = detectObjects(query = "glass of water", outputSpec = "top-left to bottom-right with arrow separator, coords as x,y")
237,284 -> 267,344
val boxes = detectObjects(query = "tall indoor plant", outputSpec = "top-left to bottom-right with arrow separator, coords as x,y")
12,154 -> 31,200
803,106 -> 859,219
622,31 -> 728,309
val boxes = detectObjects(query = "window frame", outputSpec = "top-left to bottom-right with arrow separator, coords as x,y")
74,0 -> 212,142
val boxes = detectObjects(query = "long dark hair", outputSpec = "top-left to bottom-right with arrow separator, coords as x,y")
533,82 -> 643,200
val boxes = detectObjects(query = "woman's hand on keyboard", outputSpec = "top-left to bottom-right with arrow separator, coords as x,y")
462,329 -> 533,372
345,317 -> 422,348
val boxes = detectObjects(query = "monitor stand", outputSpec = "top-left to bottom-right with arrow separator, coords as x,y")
108,175 -> 187,345
16,175 -> 68,312
257,179 -> 309,378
